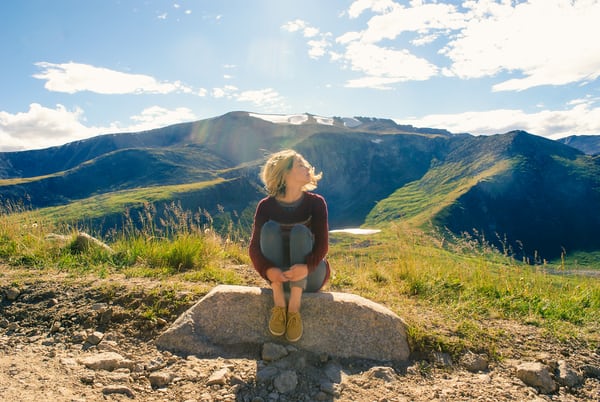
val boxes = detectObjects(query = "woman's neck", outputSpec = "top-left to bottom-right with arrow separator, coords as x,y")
277,187 -> 304,203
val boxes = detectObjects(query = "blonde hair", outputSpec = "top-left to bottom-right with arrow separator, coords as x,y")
260,149 -> 322,197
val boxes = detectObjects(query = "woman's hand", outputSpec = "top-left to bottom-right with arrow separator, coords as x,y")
266,267 -> 288,283
283,264 -> 308,282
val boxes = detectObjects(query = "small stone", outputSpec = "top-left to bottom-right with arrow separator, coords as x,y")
262,342 -> 288,362
5,287 -> 21,301
149,371 -> 174,388
432,351 -> 453,367
365,366 -> 397,382
206,368 -> 230,386
556,360 -> 582,387
77,352 -> 126,371
256,366 -> 279,383
582,364 -> 600,379
71,331 -> 87,343
80,373 -> 95,385
460,352 -> 489,372
86,331 -> 104,345
50,321 -> 62,333
7,322 -> 19,332
319,381 -> 335,395
516,362 -> 557,394
273,370 -> 297,394
91,303 -> 108,311
102,385 -> 134,398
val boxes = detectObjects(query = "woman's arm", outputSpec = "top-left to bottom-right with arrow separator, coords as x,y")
248,199 -> 276,280
305,194 -> 329,272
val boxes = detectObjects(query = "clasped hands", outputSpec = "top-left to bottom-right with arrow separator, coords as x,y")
266,264 -> 308,283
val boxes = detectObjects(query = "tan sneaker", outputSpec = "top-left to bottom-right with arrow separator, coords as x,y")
285,311 -> 303,342
269,306 -> 286,336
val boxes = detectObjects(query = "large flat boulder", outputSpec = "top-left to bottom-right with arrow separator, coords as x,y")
156,285 -> 410,362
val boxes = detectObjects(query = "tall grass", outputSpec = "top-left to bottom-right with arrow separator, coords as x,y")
327,222 -> 600,358
0,201 -> 249,283
1,202 -> 598,360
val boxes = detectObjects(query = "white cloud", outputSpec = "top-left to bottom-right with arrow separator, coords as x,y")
236,88 -> 285,108
212,85 -> 238,99
281,19 -> 308,33
441,0 -> 600,90
33,62 -> 192,94
292,0 -> 600,92
0,103 -> 103,151
282,20 -> 332,60
307,37 -> 331,59
396,97 -> 600,138
0,103 -> 197,152
347,0 -> 396,18
341,42 -> 438,87
128,106 -> 196,131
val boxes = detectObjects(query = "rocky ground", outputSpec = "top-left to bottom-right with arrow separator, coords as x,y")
0,265 -> 599,402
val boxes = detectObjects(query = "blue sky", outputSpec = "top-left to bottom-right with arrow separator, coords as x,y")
2,0 -> 600,151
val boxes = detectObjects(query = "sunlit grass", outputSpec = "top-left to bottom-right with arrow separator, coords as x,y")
327,222 -> 600,358
1,202 -> 598,361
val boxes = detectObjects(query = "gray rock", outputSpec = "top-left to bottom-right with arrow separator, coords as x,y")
432,351 -> 453,367
319,380 -> 335,395
206,367 -> 231,386
256,366 -> 279,383
5,287 -> 21,301
556,360 -> 582,387
516,362 -> 557,394
582,364 -> 600,379
148,371 -> 174,388
324,361 -> 344,383
262,342 -> 288,361
273,370 -> 298,393
77,352 -> 126,371
70,232 -> 113,253
86,331 -> 104,345
460,351 -> 489,372
365,366 -> 397,382
102,385 -> 134,398
156,285 -> 410,362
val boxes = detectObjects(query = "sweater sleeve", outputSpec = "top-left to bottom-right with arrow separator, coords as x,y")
305,194 -> 329,273
248,198 -> 274,281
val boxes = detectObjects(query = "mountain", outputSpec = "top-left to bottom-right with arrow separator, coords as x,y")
1,111 -> 599,262
557,135 -> 600,155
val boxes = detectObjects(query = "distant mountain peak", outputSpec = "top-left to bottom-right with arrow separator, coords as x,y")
247,112 -> 336,126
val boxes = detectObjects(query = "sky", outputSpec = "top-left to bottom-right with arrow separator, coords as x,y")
2,0 -> 600,152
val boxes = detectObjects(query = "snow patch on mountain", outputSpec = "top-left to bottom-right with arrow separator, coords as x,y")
248,112 -> 356,128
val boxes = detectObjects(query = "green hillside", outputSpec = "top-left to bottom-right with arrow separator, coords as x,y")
2,113 -> 600,263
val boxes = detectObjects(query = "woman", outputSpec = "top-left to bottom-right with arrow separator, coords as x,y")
249,149 -> 330,342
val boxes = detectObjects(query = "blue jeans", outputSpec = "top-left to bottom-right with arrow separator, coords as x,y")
260,220 -> 327,292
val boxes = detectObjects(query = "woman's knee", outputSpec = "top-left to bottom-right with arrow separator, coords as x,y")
289,224 -> 313,251
260,220 -> 281,243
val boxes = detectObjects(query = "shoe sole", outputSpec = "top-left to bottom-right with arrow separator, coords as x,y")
285,331 -> 302,342
269,327 -> 285,337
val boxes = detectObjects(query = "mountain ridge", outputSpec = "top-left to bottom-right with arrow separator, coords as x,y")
1,111 -> 599,262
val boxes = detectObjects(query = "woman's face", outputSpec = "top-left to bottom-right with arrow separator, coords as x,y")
285,156 -> 310,187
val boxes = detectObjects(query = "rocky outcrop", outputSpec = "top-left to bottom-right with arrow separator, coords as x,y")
156,285 -> 410,362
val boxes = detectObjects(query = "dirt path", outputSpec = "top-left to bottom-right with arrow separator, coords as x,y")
1,267 -> 598,401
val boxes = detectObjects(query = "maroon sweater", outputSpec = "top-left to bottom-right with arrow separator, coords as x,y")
249,192 -> 329,283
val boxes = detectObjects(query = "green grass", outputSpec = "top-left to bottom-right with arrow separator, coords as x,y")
1,204 -> 598,362
327,222 -> 599,358
366,159 -> 511,227
33,178 -> 226,223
